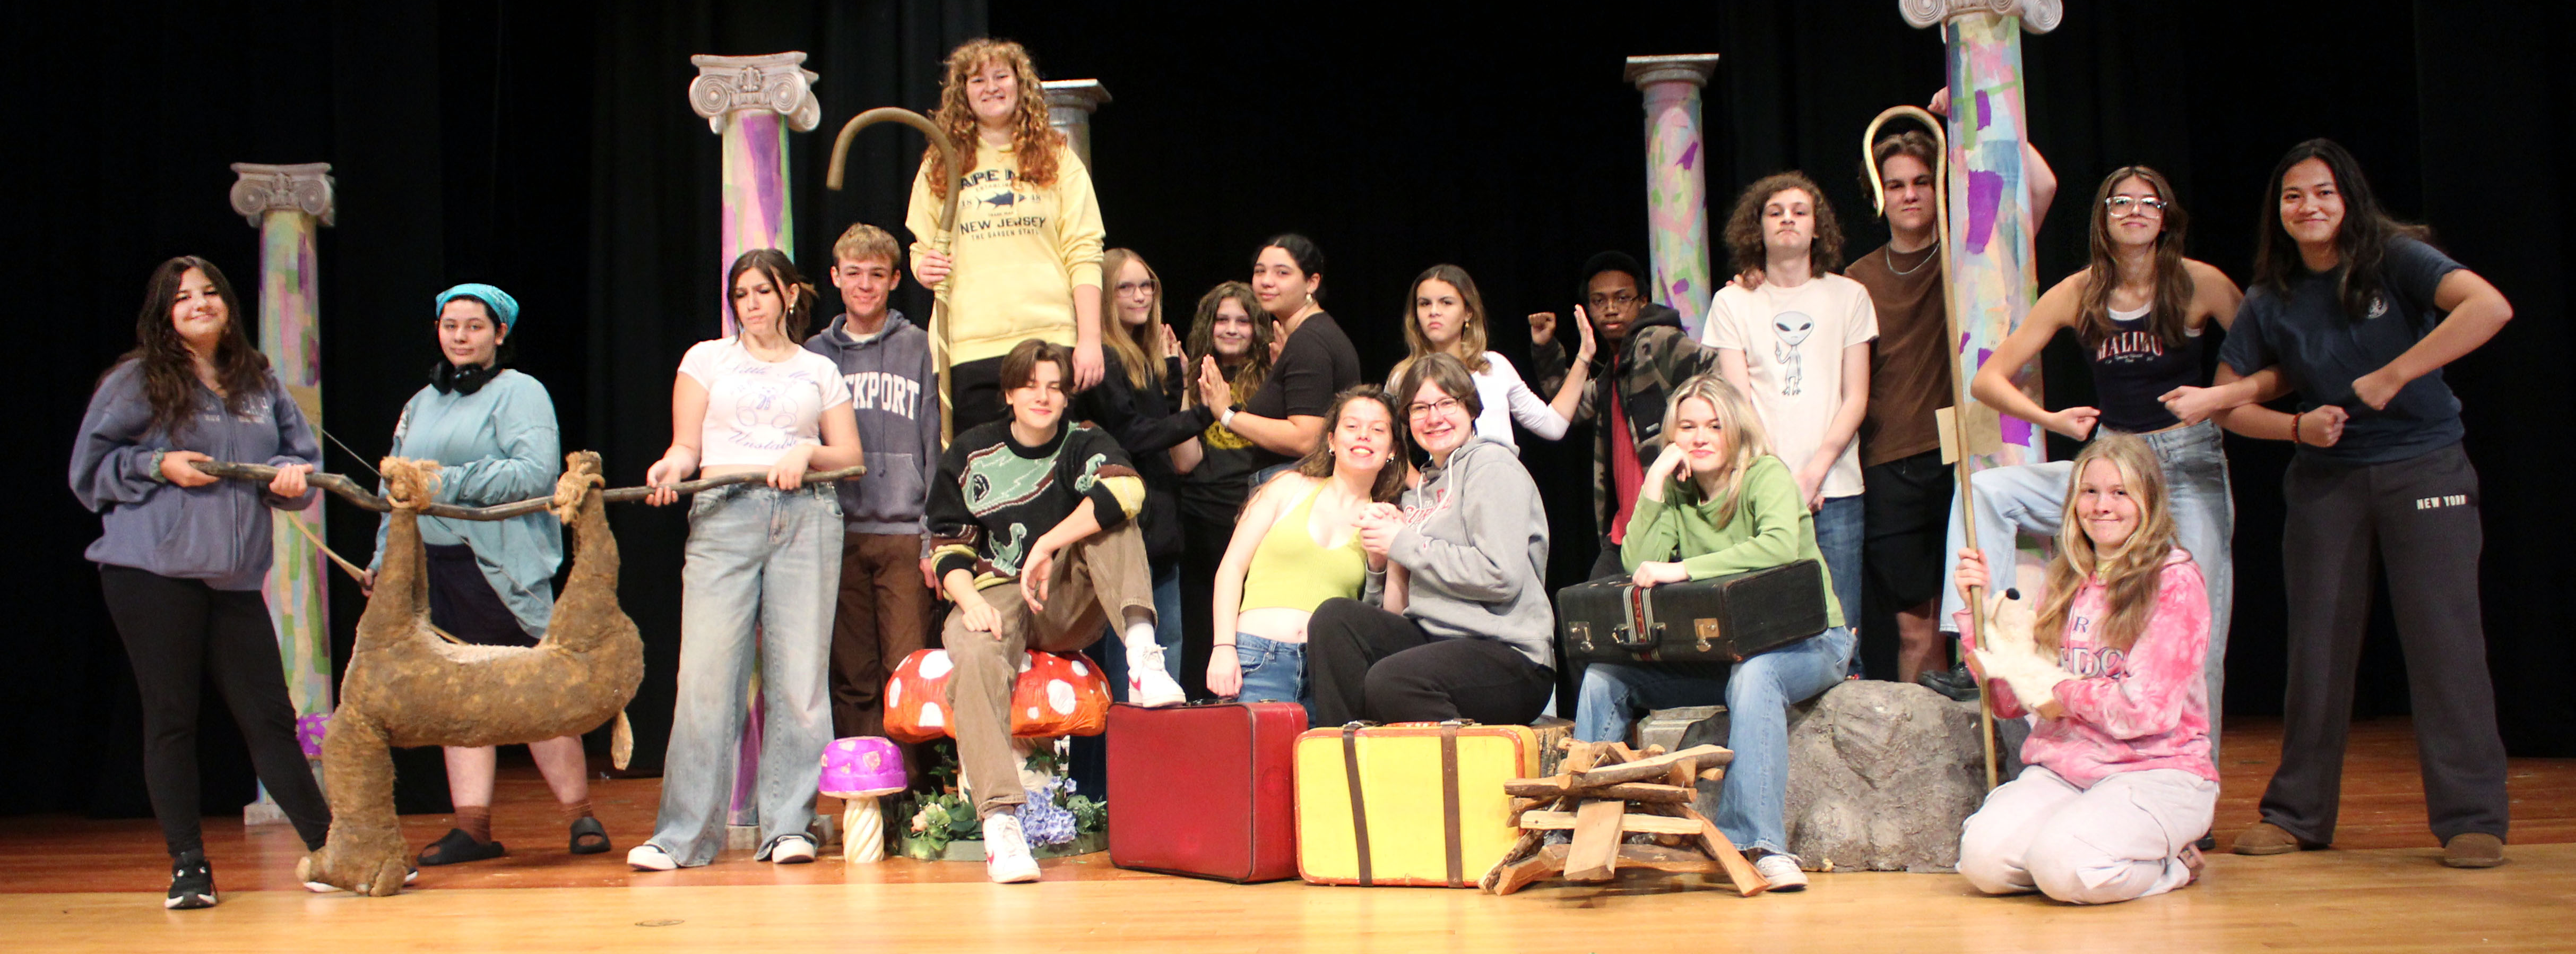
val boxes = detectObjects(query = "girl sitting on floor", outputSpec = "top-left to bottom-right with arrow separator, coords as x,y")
1953,432 -> 2216,905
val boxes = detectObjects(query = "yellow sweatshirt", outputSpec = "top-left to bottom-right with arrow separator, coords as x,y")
906,138 -> 1107,365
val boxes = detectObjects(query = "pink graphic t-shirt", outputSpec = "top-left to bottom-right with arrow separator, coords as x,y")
1960,549 -> 2217,789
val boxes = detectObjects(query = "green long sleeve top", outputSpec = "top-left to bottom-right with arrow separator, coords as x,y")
1618,454 -> 1843,628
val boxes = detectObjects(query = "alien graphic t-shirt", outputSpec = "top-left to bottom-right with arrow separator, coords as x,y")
679,337 -> 854,468
906,138 -> 1108,366
1702,273 -> 1879,499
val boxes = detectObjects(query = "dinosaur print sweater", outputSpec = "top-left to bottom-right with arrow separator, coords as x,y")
929,418 -> 1143,590
906,137 -> 1107,365
1957,549 -> 2216,789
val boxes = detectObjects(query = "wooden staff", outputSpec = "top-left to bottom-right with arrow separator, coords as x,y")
190,460 -> 866,522
825,107 -> 962,446
1862,105 -> 2000,791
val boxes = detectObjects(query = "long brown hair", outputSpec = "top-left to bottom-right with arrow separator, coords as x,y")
2034,434 -> 2181,656
1724,171 -> 1845,277
1293,386 -> 1408,503
1389,263 -> 1491,380
922,39 -> 1063,199
2251,137 -> 2432,321
1098,248 -> 1164,391
116,256 -> 270,439
726,248 -> 818,342
1183,281 -> 1274,410
1660,373 -> 1773,528
2077,166 -> 2194,349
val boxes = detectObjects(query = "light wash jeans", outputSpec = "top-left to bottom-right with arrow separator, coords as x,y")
1936,419 -> 2235,761
1233,631 -> 1315,725
646,484 -> 843,866
1813,494 -> 1864,676
1570,629 -> 1856,855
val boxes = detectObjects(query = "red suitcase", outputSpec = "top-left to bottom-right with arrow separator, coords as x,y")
1106,700 -> 1306,882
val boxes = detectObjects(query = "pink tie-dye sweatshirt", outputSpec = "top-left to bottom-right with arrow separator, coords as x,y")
1956,549 -> 2216,789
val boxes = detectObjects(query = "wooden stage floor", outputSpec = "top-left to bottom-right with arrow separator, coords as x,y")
5,717 -> 2572,951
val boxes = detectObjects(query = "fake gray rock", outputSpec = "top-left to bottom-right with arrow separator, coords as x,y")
1780,680 -> 2007,872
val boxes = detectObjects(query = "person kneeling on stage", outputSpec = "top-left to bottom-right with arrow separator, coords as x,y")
1578,373 -> 1855,892
929,339 -> 1186,884
1310,353 -> 1555,728
1953,433 -> 2216,905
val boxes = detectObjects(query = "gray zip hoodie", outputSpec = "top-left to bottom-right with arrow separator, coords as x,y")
802,310 -> 940,543
1383,436 -> 1555,668
70,360 -> 322,590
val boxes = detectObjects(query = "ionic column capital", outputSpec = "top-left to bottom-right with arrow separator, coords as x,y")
688,52 -> 822,133
1899,0 -> 2062,33
1042,79 -> 1112,116
1623,54 -> 1721,90
229,163 -> 335,228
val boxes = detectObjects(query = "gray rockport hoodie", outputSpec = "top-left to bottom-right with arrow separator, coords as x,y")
802,310 -> 940,542
70,361 -> 322,590
1384,436 -> 1555,668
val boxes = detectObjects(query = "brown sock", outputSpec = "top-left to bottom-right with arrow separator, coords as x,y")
559,799 -> 594,825
455,805 -> 492,844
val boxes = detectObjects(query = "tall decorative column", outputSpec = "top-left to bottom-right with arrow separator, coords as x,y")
1901,1 -> 2058,471
690,52 -> 822,333
1624,54 -> 1721,340
1041,79 -> 1112,168
689,52 -> 822,847
228,162 -> 335,822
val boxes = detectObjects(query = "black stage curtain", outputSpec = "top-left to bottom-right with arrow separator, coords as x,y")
6,0 -> 2565,819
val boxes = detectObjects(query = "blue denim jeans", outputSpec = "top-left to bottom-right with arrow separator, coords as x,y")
1574,663 -> 1728,744
1233,631 -> 1315,724
647,483 -> 843,865
1152,565 -> 1184,679
1715,625 -> 1856,855
1813,494 -> 1864,675
1937,420 -> 2234,759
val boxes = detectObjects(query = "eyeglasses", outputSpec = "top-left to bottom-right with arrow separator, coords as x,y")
1587,290 -> 1639,308
2104,196 -> 2168,217
1114,280 -> 1158,296
1407,397 -> 1464,419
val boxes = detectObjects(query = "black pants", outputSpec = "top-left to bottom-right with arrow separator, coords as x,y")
949,355 -> 1008,436
2259,443 -> 2508,844
425,544 -> 537,647
99,565 -> 332,856
1307,598 -> 1555,726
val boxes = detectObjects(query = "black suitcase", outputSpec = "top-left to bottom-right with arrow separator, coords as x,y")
1554,561 -> 1830,667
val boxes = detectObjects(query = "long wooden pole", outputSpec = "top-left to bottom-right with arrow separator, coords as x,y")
191,461 -> 866,521
1863,106 -> 1999,792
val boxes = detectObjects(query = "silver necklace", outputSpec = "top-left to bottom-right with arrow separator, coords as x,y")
1886,245 -> 1935,276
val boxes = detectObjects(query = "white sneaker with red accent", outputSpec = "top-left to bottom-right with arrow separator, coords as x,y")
982,814 -> 1041,884
1127,642 -> 1185,707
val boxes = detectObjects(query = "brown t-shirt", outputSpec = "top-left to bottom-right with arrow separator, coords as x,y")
1848,244 -> 1951,467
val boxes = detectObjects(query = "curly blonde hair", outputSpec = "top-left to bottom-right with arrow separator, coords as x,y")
923,38 -> 1063,199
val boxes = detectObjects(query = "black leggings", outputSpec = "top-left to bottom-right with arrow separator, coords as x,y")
1307,598 -> 1554,727
99,565 -> 332,856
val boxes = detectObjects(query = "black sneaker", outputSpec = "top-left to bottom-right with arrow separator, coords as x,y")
166,850 -> 217,909
1916,663 -> 1981,702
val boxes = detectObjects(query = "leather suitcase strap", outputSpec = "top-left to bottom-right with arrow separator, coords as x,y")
1440,721 -> 1464,888
1342,723 -> 1372,886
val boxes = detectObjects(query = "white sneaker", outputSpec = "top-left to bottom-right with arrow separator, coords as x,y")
1128,643 -> 1186,708
626,843 -> 678,872
981,814 -> 1041,884
1753,853 -> 1808,892
768,835 -> 816,864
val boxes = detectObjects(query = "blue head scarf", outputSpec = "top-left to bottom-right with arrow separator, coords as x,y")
434,282 -> 520,329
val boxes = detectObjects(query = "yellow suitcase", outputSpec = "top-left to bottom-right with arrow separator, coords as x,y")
1294,721 -> 1538,887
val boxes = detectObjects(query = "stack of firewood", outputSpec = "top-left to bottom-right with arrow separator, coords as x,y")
1480,741 -> 1770,896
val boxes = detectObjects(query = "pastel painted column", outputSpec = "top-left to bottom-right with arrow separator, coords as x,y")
1041,79 -> 1112,168
689,52 -> 822,845
690,52 -> 822,334
228,162 -> 336,822
1624,54 -> 1721,340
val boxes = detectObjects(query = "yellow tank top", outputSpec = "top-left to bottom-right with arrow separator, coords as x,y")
1239,482 -> 1369,613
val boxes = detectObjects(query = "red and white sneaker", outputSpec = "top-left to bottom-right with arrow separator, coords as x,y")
1128,643 -> 1185,707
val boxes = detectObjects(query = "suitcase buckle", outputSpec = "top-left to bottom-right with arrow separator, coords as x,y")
1693,617 -> 1720,654
1567,621 -> 1595,652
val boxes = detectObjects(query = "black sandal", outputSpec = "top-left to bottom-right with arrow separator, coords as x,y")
568,817 -> 612,855
417,828 -> 506,866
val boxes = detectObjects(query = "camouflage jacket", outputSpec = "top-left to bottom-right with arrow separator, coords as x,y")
1529,303 -> 1721,538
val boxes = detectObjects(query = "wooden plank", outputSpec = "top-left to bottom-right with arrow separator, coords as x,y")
1571,744 -> 1734,787
1639,801 -> 1768,897
1502,780 -> 1693,803
1486,845 -> 1570,895
1517,811 -> 1707,836
1615,844 -> 1723,874
1562,800 -> 1626,882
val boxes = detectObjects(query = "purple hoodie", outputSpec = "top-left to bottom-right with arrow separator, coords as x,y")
70,361 -> 322,590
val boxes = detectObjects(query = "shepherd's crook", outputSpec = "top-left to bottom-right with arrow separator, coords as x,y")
826,107 -> 963,445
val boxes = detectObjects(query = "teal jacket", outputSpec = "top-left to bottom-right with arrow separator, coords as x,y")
370,370 -> 563,637
1619,454 -> 1844,628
